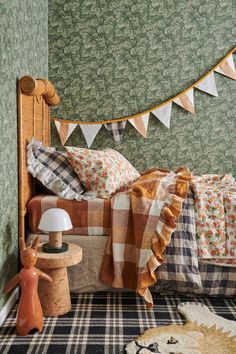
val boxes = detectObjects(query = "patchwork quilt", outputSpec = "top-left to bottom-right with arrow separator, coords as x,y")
100,167 -> 192,308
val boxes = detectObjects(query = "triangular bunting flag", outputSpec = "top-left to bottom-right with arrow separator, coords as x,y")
195,72 -> 218,97
151,102 -> 172,128
215,54 -> 236,80
173,89 -> 195,114
105,121 -> 127,142
129,113 -> 149,138
79,123 -> 102,147
54,120 -> 77,145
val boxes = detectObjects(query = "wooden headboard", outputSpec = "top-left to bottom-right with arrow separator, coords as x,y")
18,76 -> 60,240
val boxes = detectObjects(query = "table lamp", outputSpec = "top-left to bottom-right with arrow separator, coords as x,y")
38,208 -> 72,253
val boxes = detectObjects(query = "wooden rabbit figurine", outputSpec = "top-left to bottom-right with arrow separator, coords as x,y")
4,237 -> 52,336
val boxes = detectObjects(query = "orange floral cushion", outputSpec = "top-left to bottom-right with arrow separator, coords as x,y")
65,147 -> 140,198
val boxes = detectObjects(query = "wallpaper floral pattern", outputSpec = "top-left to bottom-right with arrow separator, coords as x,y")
49,0 -> 236,175
0,0 -> 48,310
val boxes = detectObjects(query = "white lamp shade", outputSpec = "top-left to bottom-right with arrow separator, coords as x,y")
38,208 -> 73,232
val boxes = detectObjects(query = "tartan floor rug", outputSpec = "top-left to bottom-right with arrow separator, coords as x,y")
0,292 -> 235,354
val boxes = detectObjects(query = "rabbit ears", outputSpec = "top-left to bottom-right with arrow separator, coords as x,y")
19,236 -> 40,252
31,236 -> 40,250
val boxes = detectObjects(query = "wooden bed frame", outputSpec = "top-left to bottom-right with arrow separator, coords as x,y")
18,76 -> 60,240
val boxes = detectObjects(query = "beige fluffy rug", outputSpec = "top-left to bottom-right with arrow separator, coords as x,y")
126,303 -> 236,354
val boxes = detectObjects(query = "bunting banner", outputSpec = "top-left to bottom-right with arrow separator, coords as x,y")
152,102 -> 172,128
79,123 -> 102,148
53,48 -> 236,147
54,120 -> 77,145
173,88 -> 195,114
195,72 -> 218,97
105,121 -> 126,142
214,54 -> 236,80
128,113 -> 149,138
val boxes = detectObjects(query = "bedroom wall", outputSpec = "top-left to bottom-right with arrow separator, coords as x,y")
49,0 -> 236,175
0,0 -> 48,311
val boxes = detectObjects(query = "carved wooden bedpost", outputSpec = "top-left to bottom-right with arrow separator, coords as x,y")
19,76 -> 60,106
18,76 -> 60,241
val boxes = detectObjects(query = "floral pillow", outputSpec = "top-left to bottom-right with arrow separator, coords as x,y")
65,147 -> 140,198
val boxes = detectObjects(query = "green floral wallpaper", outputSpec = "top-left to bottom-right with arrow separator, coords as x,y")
49,0 -> 236,175
0,0 -> 48,311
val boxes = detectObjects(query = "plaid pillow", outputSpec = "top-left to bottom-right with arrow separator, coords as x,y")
27,138 -> 85,200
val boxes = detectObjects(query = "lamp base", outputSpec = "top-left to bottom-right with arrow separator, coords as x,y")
42,242 -> 69,253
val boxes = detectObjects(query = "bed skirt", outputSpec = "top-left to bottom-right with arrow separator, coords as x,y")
27,233 -> 236,297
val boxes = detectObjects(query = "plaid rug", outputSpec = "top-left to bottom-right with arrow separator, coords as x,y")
0,292 -> 235,354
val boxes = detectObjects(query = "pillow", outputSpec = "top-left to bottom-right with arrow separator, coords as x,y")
27,138 -> 96,200
65,147 -> 140,198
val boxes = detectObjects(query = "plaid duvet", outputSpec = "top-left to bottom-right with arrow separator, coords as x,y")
154,187 -> 236,296
156,188 -> 202,290
100,168 -> 192,307
155,262 -> 236,297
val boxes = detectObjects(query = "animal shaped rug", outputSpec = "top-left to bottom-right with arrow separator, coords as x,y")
126,303 -> 236,354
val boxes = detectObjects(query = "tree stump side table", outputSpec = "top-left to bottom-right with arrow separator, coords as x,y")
36,243 -> 82,316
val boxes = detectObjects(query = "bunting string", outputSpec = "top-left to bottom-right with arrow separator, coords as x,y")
52,46 -> 236,146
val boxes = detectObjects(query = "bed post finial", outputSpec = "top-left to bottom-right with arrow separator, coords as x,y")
19,76 -> 37,94
19,76 -> 60,106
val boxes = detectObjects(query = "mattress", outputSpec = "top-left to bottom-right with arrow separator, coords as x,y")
27,194 -> 111,235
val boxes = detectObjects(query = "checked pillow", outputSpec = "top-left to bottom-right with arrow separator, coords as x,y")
27,138 -> 86,200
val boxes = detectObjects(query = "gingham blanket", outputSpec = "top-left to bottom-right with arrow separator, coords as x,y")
100,168 -> 192,307
28,195 -> 111,235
